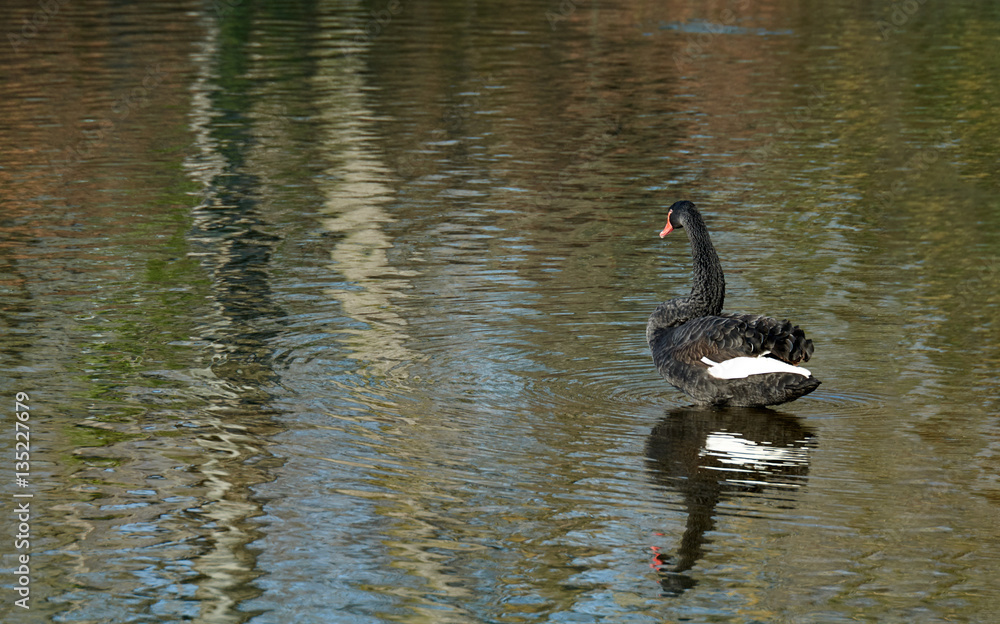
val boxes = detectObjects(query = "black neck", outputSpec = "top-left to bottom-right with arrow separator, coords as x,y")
683,213 -> 725,318
649,212 -> 726,335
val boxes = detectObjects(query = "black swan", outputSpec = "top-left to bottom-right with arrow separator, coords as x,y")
647,201 -> 820,407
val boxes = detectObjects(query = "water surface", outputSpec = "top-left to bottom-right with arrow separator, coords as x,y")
1,0 -> 999,622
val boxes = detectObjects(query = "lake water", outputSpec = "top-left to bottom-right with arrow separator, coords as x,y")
1,0 -> 999,622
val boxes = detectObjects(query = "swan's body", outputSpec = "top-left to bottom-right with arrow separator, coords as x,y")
647,201 -> 820,407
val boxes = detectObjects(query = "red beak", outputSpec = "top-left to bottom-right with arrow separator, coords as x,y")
659,211 -> 673,238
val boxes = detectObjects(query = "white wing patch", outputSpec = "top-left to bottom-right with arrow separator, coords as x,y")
700,352 -> 811,379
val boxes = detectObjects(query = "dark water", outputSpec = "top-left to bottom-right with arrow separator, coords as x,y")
1,0 -> 999,622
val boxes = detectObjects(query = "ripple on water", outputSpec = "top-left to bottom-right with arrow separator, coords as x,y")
642,406 -> 820,595
523,362 -> 674,414
806,388 -> 888,416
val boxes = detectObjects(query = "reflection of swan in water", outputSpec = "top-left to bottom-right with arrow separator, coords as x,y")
645,407 -> 816,595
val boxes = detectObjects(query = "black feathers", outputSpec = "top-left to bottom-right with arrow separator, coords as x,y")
648,202 -> 820,407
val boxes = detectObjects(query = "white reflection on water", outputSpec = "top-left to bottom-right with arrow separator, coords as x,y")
702,431 -> 812,475
646,408 -> 816,596
314,63 -> 421,378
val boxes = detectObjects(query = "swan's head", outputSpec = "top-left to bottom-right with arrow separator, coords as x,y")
659,200 -> 698,237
